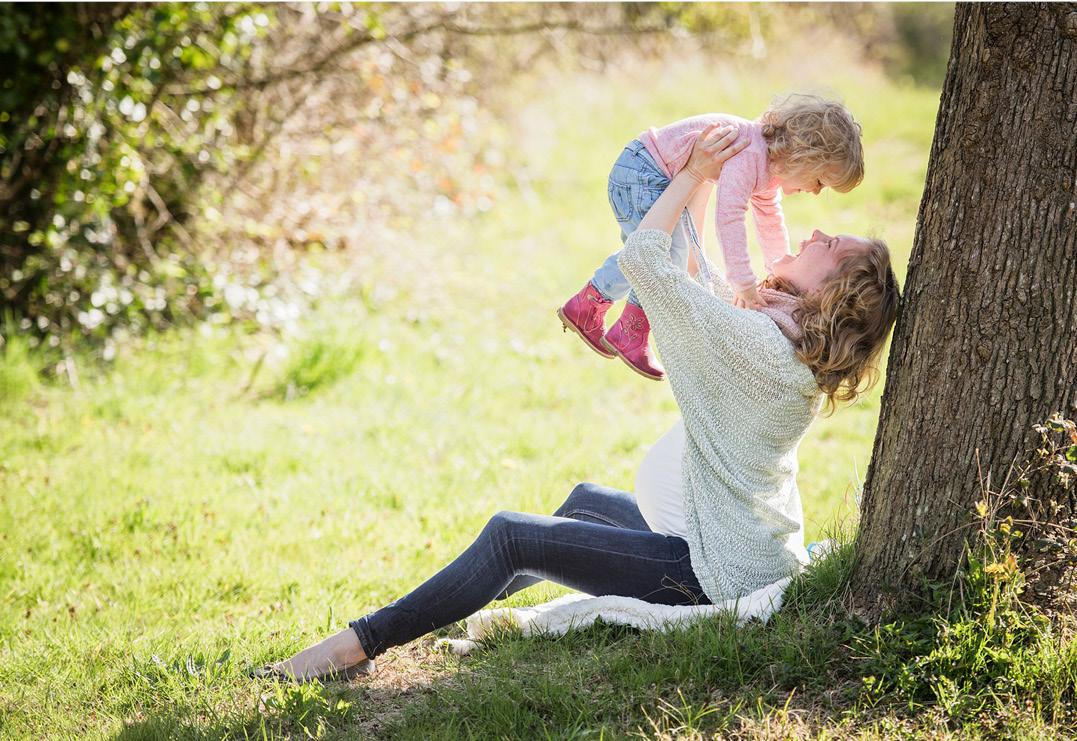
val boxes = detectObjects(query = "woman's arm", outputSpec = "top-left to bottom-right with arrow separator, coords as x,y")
637,125 -> 746,235
685,184 -> 712,277
636,171 -> 705,234
620,230 -> 813,402
618,128 -> 806,398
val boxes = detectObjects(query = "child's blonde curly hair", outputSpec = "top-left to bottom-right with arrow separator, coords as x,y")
760,93 -> 864,193
762,238 -> 899,415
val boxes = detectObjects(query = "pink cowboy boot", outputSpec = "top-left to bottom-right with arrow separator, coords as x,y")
557,282 -> 615,359
601,303 -> 665,380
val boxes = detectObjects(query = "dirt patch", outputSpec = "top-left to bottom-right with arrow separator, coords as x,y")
343,638 -> 464,738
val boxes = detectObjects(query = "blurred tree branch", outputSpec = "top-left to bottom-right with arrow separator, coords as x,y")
168,8 -> 672,97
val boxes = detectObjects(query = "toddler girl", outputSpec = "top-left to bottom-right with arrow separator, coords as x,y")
557,93 -> 864,380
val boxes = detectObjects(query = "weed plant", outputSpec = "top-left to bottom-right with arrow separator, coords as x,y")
853,417 -> 1077,735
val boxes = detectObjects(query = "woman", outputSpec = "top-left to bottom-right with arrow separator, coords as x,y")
256,126 -> 901,682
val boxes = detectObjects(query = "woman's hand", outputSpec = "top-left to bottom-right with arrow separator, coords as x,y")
636,125 -> 746,235
684,124 -> 748,184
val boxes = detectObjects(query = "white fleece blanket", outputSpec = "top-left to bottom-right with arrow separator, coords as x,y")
439,576 -> 792,655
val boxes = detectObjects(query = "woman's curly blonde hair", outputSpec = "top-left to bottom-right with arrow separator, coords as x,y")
762,238 -> 900,415
760,93 -> 864,193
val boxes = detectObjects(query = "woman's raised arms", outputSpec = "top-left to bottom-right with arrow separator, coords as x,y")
636,125 -> 748,235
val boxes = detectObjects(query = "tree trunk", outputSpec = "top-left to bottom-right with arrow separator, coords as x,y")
851,2 -> 1077,611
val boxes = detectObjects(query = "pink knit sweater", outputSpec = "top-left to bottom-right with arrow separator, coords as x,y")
639,114 -> 790,291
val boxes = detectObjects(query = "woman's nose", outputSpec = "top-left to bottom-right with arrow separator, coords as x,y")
812,229 -> 830,241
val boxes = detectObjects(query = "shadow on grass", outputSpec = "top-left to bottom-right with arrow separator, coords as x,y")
106,561 -> 874,740
111,640 -> 457,741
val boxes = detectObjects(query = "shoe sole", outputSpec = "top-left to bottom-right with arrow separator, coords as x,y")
557,308 -> 615,359
599,337 -> 665,381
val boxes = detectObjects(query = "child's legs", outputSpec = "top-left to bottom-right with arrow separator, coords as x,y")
591,141 -> 670,301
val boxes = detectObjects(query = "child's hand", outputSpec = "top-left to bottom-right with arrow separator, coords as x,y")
685,124 -> 748,184
733,284 -> 768,311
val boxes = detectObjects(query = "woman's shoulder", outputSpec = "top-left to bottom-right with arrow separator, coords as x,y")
706,311 -> 819,394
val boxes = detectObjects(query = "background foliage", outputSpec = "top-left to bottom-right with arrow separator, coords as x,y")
1,2 -> 953,360
1,3 -> 265,349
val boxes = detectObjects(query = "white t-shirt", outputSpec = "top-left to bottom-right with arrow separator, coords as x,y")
634,417 -> 688,538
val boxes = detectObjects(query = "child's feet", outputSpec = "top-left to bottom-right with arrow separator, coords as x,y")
557,282 -> 615,359
601,303 -> 665,381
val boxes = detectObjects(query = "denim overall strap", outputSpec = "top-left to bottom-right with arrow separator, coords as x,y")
680,207 -> 712,292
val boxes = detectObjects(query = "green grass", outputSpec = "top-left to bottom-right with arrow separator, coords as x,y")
0,321 -> 42,407
3,42 -> 1073,741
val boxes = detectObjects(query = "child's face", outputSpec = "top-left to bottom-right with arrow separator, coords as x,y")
777,169 -> 827,196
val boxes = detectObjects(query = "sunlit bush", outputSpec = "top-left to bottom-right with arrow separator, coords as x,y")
1,3 -> 275,352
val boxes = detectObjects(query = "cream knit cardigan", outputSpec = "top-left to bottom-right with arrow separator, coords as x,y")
619,228 -> 821,602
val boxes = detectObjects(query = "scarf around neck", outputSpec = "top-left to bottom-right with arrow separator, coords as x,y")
756,288 -> 804,344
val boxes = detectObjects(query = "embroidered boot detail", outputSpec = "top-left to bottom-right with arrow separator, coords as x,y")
601,303 -> 665,381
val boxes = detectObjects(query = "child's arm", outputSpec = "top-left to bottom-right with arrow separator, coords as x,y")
750,189 -> 792,274
712,160 -> 768,309
733,283 -> 766,311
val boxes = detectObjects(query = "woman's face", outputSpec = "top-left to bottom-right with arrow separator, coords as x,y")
772,230 -> 868,294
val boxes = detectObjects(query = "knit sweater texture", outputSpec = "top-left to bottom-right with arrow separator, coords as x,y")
619,228 -> 820,602
639,114 -> 790,291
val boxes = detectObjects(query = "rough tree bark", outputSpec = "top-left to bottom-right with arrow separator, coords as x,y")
851,2 -> 1077,610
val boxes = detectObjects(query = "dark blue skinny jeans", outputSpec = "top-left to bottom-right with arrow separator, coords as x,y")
350,482 -> 710,659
